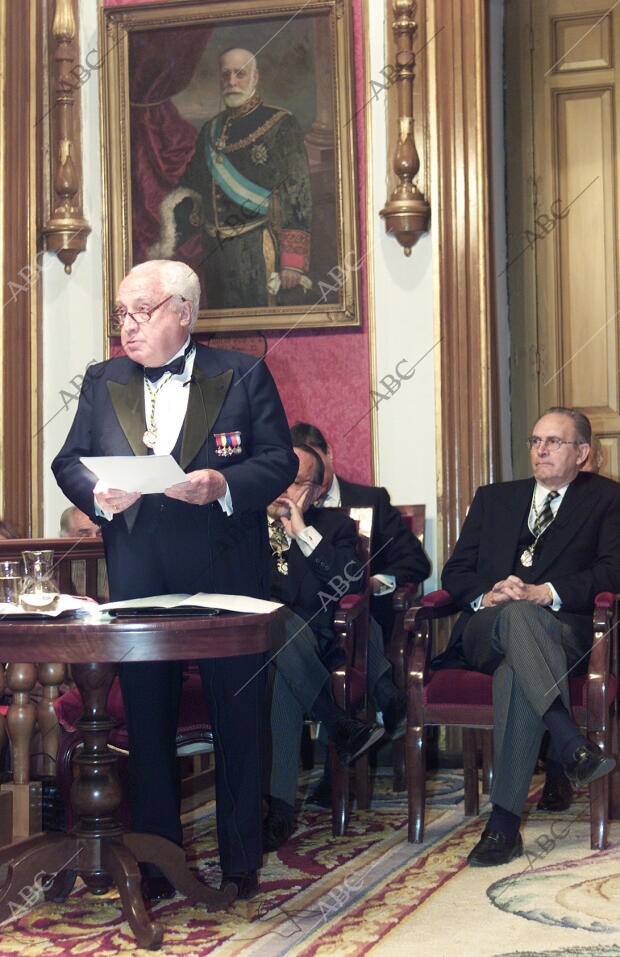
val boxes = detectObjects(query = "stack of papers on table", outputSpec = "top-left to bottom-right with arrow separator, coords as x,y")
100,593 -> 282,618
0,595 -> 97,619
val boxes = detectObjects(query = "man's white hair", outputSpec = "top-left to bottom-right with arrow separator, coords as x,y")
127,259 -> 201,329
219,47 -> 258,81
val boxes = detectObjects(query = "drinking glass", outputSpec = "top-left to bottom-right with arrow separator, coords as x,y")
0,560 -> 22,604
20,550 -> 59,609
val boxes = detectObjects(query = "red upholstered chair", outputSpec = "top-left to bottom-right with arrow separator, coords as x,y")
386,505 -> 426,791
404,589 -> 618,850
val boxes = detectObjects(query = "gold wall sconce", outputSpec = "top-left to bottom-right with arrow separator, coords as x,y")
380,0 -> 430,255
42,0 -> 90,273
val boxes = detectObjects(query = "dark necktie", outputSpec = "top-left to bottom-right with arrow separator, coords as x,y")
143,341 -> 193,382
535,491 -> 559,536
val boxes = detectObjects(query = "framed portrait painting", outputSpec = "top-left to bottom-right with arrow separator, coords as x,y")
100,0 -> 361,335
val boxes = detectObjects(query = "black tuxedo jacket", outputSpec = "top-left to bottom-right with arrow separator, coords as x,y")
52,343 -> 298,601
441,470 -> 620,654
270,505 -> 363,640
336,477 -> 431,639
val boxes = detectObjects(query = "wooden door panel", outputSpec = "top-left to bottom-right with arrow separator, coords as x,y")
508,0 -> 620,479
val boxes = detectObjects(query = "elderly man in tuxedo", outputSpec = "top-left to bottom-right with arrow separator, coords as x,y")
438,407 -> 620,866
52,260 -> 297,900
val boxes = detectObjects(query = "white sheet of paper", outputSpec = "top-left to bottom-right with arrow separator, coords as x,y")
80,455 -> 187,494
100,593 -> 282,614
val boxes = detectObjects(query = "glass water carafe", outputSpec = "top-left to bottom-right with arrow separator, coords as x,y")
20,550 -> 60,609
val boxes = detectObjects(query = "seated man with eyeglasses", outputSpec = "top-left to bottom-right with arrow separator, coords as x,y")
265,443 -> 406,851
434,406 -> 620,867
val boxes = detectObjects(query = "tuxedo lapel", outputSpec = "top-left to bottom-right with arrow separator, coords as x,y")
180,363 -> 233,470
107,372 -> 148,457
106,370 -> 147,534
494,480 -> 535,576
533,475 -> 590,579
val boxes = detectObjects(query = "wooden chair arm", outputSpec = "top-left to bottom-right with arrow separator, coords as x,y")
405,615 -> 431,725
586,592 -> 616,732
332,590 -> 370,710
334,592 -> 367,619
404,590 -> 460,628
393,583 -> 419,613
402,590 -> 461,689
333,591 -> 371,663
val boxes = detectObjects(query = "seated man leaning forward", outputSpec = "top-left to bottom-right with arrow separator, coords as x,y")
436,406 -> 620,867
289,421 -> 431,643
265,444 -> 409,850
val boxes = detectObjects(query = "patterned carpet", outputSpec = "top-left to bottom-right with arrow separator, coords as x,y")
0,769 -> 619,956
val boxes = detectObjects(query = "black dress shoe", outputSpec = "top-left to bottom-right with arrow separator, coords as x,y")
305,774 -> 332,808
219,870 -> 259,900
537,775 -> 573,811
139,864 -> 175,902
332,717 -> 385,764
263,810 -> 296,852
563,741 -> 616,787
382,690 -> 407,739
467,828 -> 523,867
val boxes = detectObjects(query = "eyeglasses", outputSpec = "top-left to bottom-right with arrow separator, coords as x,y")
110,294 -> 184,327
526,436 -> 583,451
292,480 -> 320,489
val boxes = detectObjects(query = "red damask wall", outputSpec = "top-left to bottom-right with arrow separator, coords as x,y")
104,0 -> 372,482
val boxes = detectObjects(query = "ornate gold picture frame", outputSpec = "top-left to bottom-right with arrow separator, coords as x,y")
100,0 -> 361,335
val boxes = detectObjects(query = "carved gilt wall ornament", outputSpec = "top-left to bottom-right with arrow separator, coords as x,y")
380,0 -> 430,255
42,0 -> 90,273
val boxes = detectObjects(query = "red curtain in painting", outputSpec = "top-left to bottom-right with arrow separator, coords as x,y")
129,27 -> 211,262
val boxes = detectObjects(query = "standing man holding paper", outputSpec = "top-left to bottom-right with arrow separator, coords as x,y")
52,259 -> 297,901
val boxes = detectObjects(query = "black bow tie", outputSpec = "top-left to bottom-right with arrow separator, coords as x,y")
143,343 -> 193,382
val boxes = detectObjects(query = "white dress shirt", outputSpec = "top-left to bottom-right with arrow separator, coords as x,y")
95,338 -> 232,517
319,474 -> 395,595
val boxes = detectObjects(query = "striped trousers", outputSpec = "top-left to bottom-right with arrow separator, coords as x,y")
462,601 -> 587,814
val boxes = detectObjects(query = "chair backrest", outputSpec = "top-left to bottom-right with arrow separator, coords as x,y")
0,537 -> 107,601
396,504 -> 425,545
342,506 -> 373,580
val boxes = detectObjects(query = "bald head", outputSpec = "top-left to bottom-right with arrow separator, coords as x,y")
60,506 -> 100,539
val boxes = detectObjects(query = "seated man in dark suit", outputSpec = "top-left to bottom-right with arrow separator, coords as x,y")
289,422 -> 431,642
265,444 -> 406,849
438,407 -> 620,866
290,422 -> 431,806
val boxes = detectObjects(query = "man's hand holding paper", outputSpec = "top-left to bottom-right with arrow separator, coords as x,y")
94,481 -> 141,516
164,468 -> 227,506
81,454 -> 188,496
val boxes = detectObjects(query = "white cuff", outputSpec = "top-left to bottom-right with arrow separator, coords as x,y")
217,483 -> 233,516
547,582 -> 562,611
371,573 -> 396,596
295,525 -> 323,557
93,481 -> 113,522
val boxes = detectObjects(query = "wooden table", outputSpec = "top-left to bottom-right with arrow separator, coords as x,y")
0,610 -> 275,949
